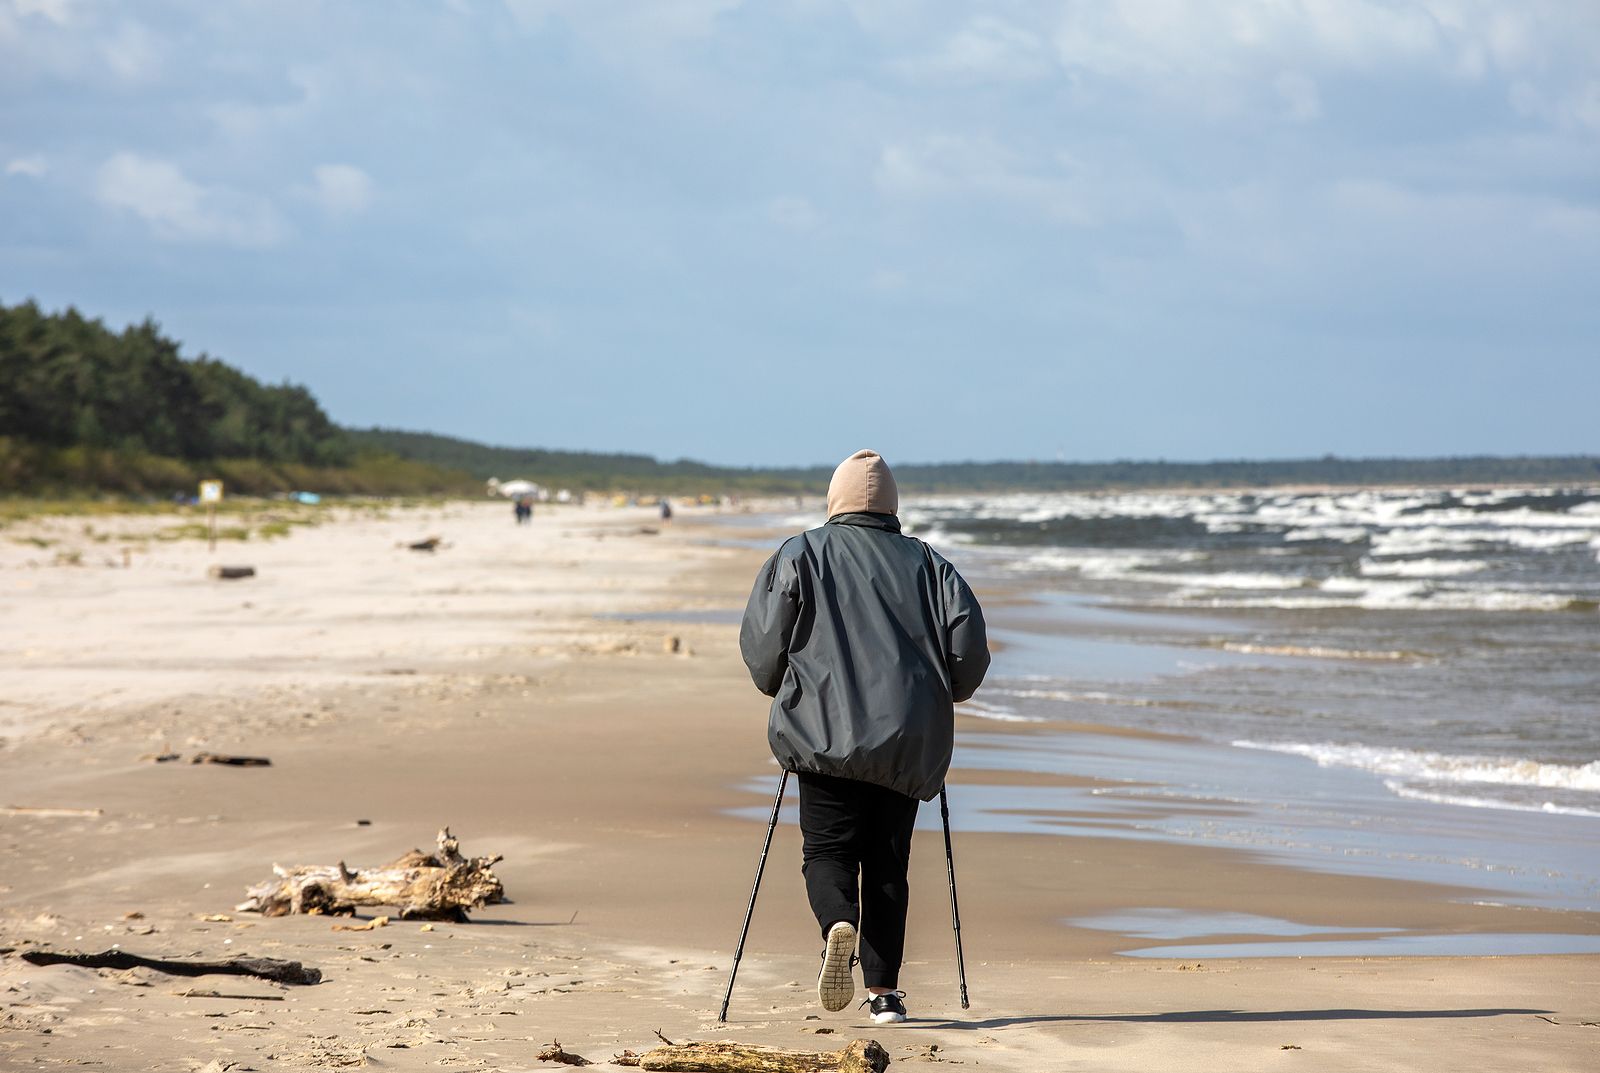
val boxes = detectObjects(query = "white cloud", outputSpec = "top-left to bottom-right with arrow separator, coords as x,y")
896,16 -> 1053,84
503,0 -> 743,42
868,268 -> 907,292
96,152 -> 284,247
309,163 -> 373,216
1573,81 -> 1600,133
5,154 -> 47,177
1274,70 -> 1321,122
508,302 -> 558,340
99,19 -> 163,82
766,195 -> 820,232
0,7 -> 167,87
875,134 -> 1101,226
1035,1 -> 1600,122
11,0 -> 73,25
1160,173 -> 1600,320
208,67 -> 323,143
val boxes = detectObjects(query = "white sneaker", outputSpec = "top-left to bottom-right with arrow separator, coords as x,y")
817,921 -> 857,1012
864,990 -> 908,1024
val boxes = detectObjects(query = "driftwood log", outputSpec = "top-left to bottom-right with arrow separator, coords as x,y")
191,752 -> 271,767
236,828 -> 504,921
623,1039 -> 889,1073
18,949 -> 320,985
536,1040 -> 593,1066
2,806 -> 103,817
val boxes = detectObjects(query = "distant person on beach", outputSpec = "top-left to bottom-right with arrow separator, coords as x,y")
740,449 -> 990,1025
660,498 -> 673,523
514,495 -> 533,525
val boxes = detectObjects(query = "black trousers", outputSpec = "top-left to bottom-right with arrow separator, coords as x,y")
797,772 -> 920,990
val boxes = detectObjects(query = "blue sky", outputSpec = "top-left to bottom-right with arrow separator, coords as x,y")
3,1 -> 1597,466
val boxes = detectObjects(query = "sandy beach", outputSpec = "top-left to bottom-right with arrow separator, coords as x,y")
1,500 -> 1596,1072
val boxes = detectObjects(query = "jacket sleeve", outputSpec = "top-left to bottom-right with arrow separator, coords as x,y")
940,561 -> 991,703
740,544 -> 801,697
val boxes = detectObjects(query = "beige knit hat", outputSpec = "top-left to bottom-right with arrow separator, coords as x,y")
827,449 -> 899,517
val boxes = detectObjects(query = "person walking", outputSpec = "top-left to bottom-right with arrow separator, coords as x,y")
739,449 -> 989,1024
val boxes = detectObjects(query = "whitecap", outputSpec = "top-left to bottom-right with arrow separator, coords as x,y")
1358,557 -> 1490,578
1142,570 -> 1314,591
1008,548 -> 1201,578
957,699 -> 1045,723
1381,781 -> 1600,819
1283,526 -> 1370,543
1216,642 -> 1421,662
1172,587 -> 1584,613
1233,741 -> 1600,793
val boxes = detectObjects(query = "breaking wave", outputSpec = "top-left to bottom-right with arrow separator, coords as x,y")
1232,741 -> 1600,794
1358,557 -> 1490,578
1381,783 -> 1600,819
1214,642 -> 1422,662
1170,588 -> 1590,612
957,699 -> 1045,723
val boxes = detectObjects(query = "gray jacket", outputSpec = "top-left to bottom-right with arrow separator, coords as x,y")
739,512 -> 990,801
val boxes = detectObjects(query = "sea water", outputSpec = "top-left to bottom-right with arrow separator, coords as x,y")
903,486 -> 1600,819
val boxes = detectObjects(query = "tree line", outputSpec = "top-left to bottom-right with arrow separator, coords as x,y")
345,428 -> 817,494
1,299 -> 350,466
3,298 -> 1595,497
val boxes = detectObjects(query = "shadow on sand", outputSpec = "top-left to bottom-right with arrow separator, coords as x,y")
913,1007 -> 1551,1030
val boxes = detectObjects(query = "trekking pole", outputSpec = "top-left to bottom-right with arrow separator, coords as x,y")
939,785 -> 971,1009
718,769 -> 789,1023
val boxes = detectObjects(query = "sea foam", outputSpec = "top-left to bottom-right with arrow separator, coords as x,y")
1233,741 -> 1600,794
1381,781 -> 1600,819
1358,557 -> 1490,578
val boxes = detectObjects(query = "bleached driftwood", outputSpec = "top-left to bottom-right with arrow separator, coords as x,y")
19,948 -> 320,985
621,1039 -> 889,1073
236,828 -> 504,921
536,1040 -> 593,1066
2,805 -> 103,817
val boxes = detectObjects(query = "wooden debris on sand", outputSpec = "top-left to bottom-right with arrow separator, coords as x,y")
17,949 -> 320,986
1,805 -> 103,817
405,536 -> 445,552
136,752 -> 270,766
191,753 -> 272,767
536,1040 -> 593,1066
235,827 -> 505,921
208,565 -> 256,580
615,1039 -> 890,1072
330,915 -> 388,932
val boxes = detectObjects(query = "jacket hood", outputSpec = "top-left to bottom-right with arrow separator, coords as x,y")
826,449 -> 899,517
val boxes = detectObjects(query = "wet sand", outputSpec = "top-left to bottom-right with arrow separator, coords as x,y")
1,501 -> 1596,1071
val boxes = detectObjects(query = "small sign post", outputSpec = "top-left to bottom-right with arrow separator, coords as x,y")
199,480 -> 224,551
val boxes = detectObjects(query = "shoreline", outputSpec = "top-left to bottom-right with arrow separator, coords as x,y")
2,502 -> 1597,1070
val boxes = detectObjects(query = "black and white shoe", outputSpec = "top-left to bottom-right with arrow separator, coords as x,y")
862,990 -> 907,1024
816,921 -> 857,1012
